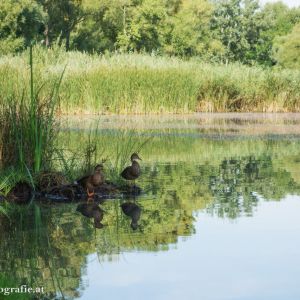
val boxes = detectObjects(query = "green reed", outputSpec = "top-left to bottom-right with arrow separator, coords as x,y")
0,45 -> 65,173
1,47 -> 300,114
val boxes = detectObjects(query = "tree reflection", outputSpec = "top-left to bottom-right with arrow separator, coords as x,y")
1,141 -> 300,298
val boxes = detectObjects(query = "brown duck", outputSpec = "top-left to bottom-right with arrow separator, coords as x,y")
78,164 -> 105,198
120,153 -> 142,182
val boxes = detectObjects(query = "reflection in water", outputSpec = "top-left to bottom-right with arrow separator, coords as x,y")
76,203 -> 104,229
120,202 -> 142,230
1,117 -> 300,299
206,154 -> 300,219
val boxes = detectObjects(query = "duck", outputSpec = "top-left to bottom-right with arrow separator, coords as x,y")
77,164 -> 105,199
76,203 -> 104,229
120,202 -> 141,230
120,153 -> 142,183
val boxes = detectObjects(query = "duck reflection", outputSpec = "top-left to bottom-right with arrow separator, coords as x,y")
120,202 -> 141,230
76,203 -> 104,229
244,156 -> 259,181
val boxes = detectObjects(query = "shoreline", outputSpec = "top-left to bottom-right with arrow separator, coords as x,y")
59,112 -> 300,135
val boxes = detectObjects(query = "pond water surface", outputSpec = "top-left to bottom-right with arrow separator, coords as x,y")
1,113 -> 300,300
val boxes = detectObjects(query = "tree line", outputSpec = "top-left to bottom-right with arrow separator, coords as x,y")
0,0 -> 299,67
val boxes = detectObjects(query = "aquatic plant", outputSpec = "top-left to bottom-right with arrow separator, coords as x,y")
0,45 -> 65,173
0,206 -> 8,218
51,122 -> 106,183
1,48 -> 299,114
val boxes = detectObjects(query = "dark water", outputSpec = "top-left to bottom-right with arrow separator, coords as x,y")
1,114 -> 300,300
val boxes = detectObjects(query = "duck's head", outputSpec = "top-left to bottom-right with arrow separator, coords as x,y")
131,153 -> 142,162
94,164 -> 104,172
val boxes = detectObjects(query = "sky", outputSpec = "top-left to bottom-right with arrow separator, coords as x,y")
260,0 -> 300,7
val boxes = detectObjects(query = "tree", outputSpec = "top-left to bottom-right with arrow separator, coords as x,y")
210,0 -> 262,64
273,23 -> 300,69
165,0 -> 220,57
38,0 -> 86,50
256,2 -> 300,65
117,0 -> 167,52
72,0 -> 130,52
0,0 -> 45,54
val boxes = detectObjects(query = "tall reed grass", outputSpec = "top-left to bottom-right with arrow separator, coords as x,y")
0,46 -> 65,172
1,47 -> 299,114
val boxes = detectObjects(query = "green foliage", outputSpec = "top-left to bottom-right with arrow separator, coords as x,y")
256,2 -> 300,65
273,23 -> 300,69
165,0 -> 219,57
0,205 -> 9,218
0,0 -> 300,66
40,0 -> 86,50
0,0 -> 45,54
117,0 -> 167,51
210,0 -> 263,64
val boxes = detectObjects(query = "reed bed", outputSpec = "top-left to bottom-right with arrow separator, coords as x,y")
1,47 -> 300,114
0,46 -> 64,175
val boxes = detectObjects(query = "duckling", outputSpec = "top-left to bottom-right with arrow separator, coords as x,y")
76,203 -> 104,229
120,153 -> 142,183
120,202 -> 141,230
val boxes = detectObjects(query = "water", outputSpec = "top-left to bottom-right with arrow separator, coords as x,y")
1,114 -> 300,300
